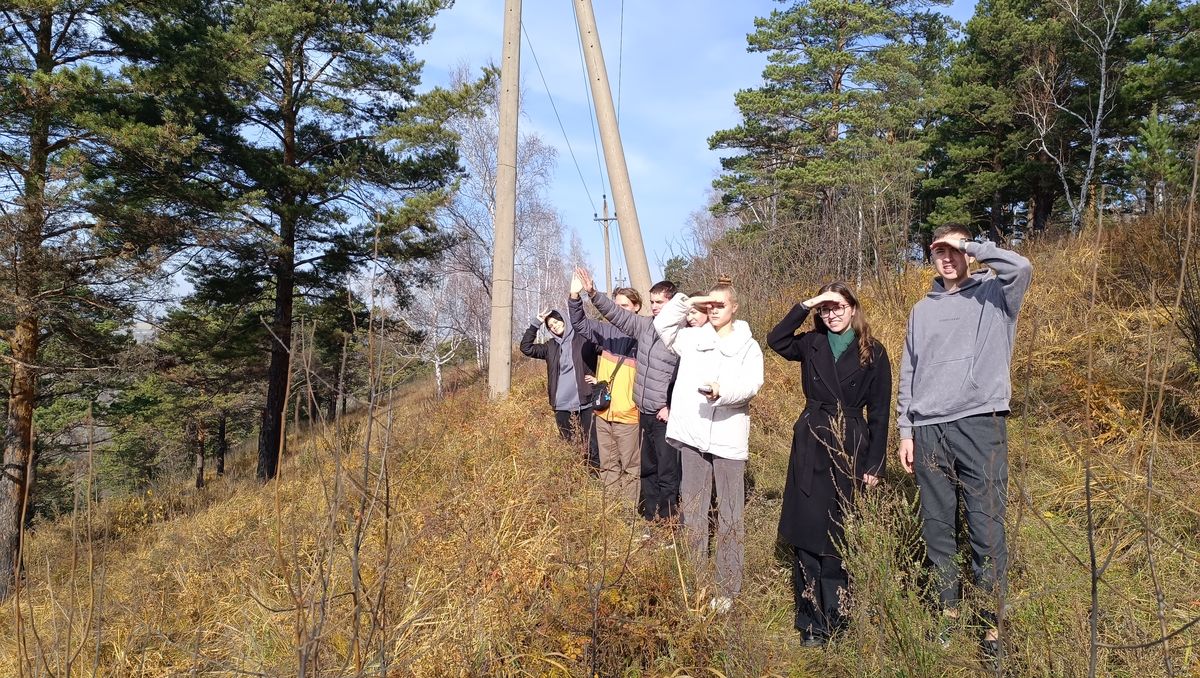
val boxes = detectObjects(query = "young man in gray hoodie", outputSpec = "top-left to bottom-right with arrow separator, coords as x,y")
896,224 -> 1032,661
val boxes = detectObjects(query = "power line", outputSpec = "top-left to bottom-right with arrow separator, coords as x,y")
521,22 -> 597,214
570,0 -> 608,200
617,0 -> 625,124
612,211 -> 628,288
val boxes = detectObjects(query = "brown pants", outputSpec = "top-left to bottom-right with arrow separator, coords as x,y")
596,417 -> 640,506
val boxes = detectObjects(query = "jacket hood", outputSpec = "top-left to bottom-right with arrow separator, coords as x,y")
709,319 -> 755,356
927,269 -> 987,299
550,312 -> 574,345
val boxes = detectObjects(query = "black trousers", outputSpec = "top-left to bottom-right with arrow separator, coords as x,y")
554,408 -> 599,469
793,546 -> 847,637
638,412 -> 680,521
913,413 -> 1009,612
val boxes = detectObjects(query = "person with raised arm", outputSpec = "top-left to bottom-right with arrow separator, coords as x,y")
568,275 -> 641,505
767,282 -> 892,647
654,280 -> 763,613
576,268 -> 682,526
896,224 -> 1032,665
520,308 -> 599,466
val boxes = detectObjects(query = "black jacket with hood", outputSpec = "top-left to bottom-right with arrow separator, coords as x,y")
520,319 -> 598,410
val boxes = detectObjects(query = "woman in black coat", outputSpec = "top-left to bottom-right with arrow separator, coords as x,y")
520,309 -> 600,467
766,282 -> 892,646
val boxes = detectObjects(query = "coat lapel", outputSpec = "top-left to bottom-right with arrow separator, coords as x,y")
835,341 -> 863,387
810,332 -> 846,404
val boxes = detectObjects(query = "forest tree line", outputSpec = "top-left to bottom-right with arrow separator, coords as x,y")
670,0 -> 1197,298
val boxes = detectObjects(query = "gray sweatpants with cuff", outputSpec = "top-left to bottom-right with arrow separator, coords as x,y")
914,413 -> 1009,615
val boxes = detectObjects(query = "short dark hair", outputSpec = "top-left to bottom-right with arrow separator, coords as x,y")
649,280 -> 677,298
932,223 -> 973,243
543,310 -> 563,328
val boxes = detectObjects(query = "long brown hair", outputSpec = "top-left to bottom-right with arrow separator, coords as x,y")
813,281 -> 877,367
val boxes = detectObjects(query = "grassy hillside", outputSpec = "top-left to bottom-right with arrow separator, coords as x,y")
2,223 -> 1198,676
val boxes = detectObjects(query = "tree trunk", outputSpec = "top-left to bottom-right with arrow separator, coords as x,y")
216,411 -> 227,477
257,61 -> 299,481
257,229 -> 295,480
192,421 -> 205,489
0,11 -> 53,599
990,189 -> 1004,242
1034,188 -> 1054,232
855,202 -> 864,289
0,316 -> 40,599
332,336 -> 347,422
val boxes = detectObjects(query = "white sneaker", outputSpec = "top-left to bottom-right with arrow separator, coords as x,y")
708,596 -> 733,614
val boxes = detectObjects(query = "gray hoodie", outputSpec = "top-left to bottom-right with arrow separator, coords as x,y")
551,323 -> 582,411
897,240 -> 1033,439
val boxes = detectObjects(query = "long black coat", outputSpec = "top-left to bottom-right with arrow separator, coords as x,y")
767,303 -> 892,553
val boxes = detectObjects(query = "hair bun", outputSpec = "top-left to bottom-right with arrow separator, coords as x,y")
716,276 -> 733,286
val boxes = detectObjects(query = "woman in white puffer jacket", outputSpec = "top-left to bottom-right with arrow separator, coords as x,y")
654,281 -> 763,612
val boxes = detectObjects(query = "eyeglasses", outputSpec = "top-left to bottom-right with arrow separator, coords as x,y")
817,304 -> 851,318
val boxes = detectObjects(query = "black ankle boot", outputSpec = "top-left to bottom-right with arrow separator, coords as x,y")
801,630 -> 828,648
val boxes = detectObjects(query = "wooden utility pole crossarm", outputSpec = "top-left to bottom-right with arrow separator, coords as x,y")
594,194 -> 616,293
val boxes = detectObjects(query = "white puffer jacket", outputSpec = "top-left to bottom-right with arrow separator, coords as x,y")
654,294 -> 764,461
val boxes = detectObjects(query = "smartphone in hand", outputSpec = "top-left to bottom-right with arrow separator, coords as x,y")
697,385 -> 713,395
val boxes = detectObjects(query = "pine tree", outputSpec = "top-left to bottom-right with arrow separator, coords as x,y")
1128,104 -> 1189,211
0,0 -> 197,597
171,0 -> 485,480
1121,0 -> 1198,205
922,0 -> 1063,238
710,0 -> 953,227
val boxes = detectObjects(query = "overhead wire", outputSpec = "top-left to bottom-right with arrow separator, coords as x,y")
570,0 -> 609,200
613,0 -> 630,286
613,215 -> 628,288
616,0 -> 624,124
521,21 -> 597,214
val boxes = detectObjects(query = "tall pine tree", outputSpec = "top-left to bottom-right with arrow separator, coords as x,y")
174,0 -> 483,480
710,0 -> 953,228
0,0 -> 197,596
922,0 -> 1063,237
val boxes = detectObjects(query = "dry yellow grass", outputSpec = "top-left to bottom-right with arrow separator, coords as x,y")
2,220 -> 1198,676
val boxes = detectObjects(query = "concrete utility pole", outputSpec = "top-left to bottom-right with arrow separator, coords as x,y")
488,0 -> 521,399
574,0 -> 652,305
594,194 -> 616,293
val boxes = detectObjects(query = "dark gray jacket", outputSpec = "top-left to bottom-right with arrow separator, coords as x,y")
519,321 -> 598,410
897,240 -> 1033,438
589,290 -> 679,414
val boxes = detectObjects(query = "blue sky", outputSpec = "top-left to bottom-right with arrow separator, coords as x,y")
416,1 -> 978,284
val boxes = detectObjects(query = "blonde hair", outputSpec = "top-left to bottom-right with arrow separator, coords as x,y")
710,276 -> 737,304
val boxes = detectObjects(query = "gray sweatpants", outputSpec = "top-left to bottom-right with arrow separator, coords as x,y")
914,413 -> 1009,611
678,443 -> 745,599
